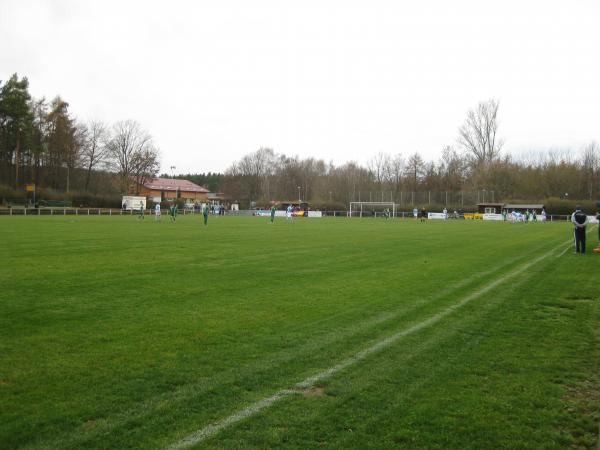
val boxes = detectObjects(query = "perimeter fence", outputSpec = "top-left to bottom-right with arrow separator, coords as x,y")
0,207 -> 574,222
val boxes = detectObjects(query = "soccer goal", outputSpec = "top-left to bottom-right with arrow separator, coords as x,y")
349,202 -> 396,218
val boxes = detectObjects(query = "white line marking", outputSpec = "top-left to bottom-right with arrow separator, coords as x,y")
168,240 -> 570,450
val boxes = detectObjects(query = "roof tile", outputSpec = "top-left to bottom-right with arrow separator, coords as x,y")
143,178 -> 209,193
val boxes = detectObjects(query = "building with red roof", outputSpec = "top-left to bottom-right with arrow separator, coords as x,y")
138,178 -> 209,203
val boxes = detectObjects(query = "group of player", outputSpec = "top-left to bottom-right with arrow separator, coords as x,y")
269,204 -> 295,223
136,201 -> 210,226
503,209 -> 546,223
407,207 -> 549,223
267,204 -> 302,222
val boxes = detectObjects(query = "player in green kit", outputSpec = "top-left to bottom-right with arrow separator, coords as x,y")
270,205 -> 276,223
202,204 -> 209,226
138,201 -> 144,220
170,203 -> 177,222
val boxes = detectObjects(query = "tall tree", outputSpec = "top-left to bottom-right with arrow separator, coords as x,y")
581,141 -> 600,200
438,146 -> 467,191
0,74 -> 33,187
405,152 -> 425,191
458,99 -> 503,167
130,146 -> 160,192
81,120 -> 109,191
387,153 -> 405,195
45,97 -> 80,190
228,147 -> 275,202
29,97 -> 49,186
367,152 -> 391,187
106,120 -> 159,193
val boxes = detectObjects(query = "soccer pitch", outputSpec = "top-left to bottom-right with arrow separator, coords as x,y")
1,215 -> 599,449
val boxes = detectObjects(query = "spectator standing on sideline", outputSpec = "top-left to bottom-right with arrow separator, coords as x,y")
571,206 -> 588,253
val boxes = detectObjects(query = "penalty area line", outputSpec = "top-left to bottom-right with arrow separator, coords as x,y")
167,239 -> 570,450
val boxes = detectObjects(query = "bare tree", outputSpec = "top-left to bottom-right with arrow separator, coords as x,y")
387,153 -> 404,194
367,152 -> 391,187
581,141 -> 600,199
131,145 -> 160,192
106,120 -> 159,193
439,146 -> 467,191
81,120 -> 109,191
228,147 -> 276,203
405,152 -> 425,190
458,99 -> 503,166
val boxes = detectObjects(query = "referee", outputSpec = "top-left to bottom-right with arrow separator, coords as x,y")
571,206 -> 588,254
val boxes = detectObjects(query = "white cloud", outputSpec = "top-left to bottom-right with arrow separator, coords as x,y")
1,0 -> 598,172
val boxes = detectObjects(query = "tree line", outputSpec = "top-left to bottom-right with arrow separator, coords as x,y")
2,73 -> 599,210
222,100 -> 599,209
0,74 -> 160,196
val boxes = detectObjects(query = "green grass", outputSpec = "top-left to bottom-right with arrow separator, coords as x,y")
1,215 -> 599,449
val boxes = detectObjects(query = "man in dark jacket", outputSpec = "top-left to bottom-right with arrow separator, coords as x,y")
571,206 -> 588,253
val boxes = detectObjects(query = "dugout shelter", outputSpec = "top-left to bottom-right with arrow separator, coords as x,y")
476,203 -> 505,214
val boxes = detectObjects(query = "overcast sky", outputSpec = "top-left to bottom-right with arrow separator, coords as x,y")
1,0 -> 598,173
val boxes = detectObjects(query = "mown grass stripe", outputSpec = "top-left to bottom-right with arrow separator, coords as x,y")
167,239 -> 570,449
29,244 -> 539,450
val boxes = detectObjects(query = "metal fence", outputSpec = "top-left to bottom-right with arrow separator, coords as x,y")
0,207 -> 574,222
350,190 -> 499,207
0,208 -> 199,216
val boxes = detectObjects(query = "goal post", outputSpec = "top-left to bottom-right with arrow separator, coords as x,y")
349,202 -> 396,218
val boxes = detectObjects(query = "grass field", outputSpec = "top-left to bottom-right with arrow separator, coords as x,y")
1,215 -> 599,449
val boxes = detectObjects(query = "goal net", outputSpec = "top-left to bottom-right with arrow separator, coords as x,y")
349,202 -> 396,218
